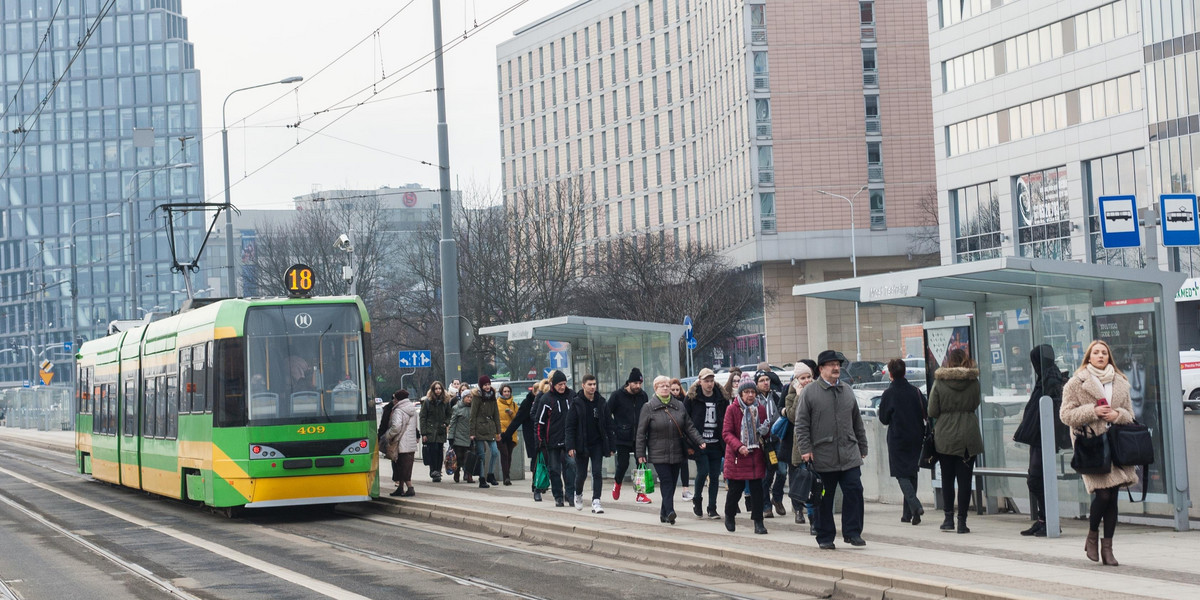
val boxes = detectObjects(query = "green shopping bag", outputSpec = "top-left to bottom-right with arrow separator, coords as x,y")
533,451 -> 550,492
634,465 -> 655,494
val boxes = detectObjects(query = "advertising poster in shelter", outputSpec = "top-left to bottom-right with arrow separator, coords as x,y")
923,322 -> 972,393
1092,311 -> 1164,497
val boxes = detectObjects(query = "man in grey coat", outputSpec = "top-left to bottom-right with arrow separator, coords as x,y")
795,350 -> 869,550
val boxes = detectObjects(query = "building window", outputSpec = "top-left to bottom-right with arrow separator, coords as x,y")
869,188 -> 886,230
757,146 -> 774,185
865,95 -> 880,134
1085,149 -> 1146,268
753,51 -> 769,89
860,2 -> 874,24
1016,166 -> 1071,259
952,181 -> 1003,262
866,141 -> 882,181
760,192 -> 776,234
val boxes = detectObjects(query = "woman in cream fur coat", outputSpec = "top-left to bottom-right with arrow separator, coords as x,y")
1060,339 -> 1137,567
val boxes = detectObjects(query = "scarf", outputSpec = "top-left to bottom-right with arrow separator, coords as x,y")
740,400 -> 759,449
1086,363 -> 1115,384
657,394 -> 672,405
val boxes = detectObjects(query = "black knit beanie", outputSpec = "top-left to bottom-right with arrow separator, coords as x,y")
625,367 -> 643,385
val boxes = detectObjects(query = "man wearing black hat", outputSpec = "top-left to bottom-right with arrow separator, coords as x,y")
535,370 -> 577,507
606,368 -> 649,503
795,350 -> 869,550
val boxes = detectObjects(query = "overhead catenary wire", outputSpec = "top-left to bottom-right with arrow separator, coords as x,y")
0,0 -> 66,125
0,0 -> 118,179
209,0 -> 532,204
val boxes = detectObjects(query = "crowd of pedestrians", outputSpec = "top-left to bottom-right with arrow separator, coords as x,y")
377,339 -> 1140,563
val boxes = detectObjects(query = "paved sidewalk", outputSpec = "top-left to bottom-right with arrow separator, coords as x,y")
5,427 -> 1197,600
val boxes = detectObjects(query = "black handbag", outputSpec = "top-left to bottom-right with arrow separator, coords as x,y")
918,423 -> 937,469
1069,426 -> 1111,475
1108,421 -> 1153,467
788,462 -> 814,504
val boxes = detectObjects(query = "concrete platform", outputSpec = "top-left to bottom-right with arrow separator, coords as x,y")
5,427 -> 1197,600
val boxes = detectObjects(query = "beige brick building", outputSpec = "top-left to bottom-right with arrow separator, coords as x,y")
497,0 -> 934,366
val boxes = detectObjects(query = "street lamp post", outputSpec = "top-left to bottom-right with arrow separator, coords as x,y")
221,76 -> 303,298
817,186 -> 869,361
70,212 -> 119,388
126,163 -> 193,319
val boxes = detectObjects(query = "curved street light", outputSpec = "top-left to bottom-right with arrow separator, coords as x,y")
817,185 -> 869,361
221,76 -> 304,297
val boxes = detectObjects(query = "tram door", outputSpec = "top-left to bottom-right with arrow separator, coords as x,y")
118,366 -> 141,489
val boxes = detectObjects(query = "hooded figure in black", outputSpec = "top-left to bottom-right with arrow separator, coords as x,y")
877,358 -> 928,524
1012,344 -> 1070,536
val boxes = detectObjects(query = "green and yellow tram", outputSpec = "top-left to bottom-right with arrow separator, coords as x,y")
74,288 -> 379,509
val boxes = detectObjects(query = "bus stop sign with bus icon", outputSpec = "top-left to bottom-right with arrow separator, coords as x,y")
1098,195 -> 1140,249
1161,193 -> 1200,247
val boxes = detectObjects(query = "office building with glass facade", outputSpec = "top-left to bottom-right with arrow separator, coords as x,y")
497,0 -> 936,363
0,0 -> 205,387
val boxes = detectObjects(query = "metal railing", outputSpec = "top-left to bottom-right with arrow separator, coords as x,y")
752,28 -> 768,44
868,164 -> 884,181
758,169 -> 774,185
2,386 -> 73,431
863,70 -> 878,87
756,122 -> 772,138
754,75 -> 770,90
861,24 -> 876,41
761,216 -> 777,234
866,116 -> 881,134
870,211 -> 887,230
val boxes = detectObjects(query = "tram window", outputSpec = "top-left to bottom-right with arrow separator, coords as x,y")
178,347 -> 192,413
92,385 -> 103,434
159,374 -> 171,436
143,377 -> 157,438
124,379 -> 137,436
108,384 -> 118,435
165,376 -> 178,439
214,338 -> 246,427
200,342 -> 211,413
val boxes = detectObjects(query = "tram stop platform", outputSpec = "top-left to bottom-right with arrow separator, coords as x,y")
3,427 -> 1198,600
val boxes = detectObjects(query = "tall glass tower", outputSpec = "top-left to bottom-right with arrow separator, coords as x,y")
0,0 -> 205,387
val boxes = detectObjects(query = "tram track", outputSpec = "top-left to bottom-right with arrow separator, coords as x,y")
0,491 -> 203,600
1,440 -> 758,599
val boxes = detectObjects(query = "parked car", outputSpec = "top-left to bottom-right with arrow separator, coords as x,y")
1180,351 -> 1200,410
851,381 -> 891,408
840,360 -> 885,385
714,364 -> 792,389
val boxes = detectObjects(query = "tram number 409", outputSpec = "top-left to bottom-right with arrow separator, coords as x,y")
284,263 -> 315,297
297,425 -> 327,435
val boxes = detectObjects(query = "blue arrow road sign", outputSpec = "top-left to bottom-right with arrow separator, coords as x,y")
64,341 -> 72,352
683,315 -> 693,336
1098,195 -> 1140,249
1161,193 -> 1200,247
687,338 -> 698,350
397,350 -> 432,368
548,351 -> 568,369
543,368 -> 554,379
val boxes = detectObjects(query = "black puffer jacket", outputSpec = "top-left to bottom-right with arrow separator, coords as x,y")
565,391 -> 613,454
606,386 -> 648,448
534,387 -> 572,449
1013,344 -> 1071,450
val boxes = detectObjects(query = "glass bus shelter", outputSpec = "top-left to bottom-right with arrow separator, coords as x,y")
792,257 -> 1191,531
479,316 -> 687,395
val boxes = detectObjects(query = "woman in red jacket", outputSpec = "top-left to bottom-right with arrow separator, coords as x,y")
722,381 -> 769,534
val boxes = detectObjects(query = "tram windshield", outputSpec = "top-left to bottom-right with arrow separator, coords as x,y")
240,304 -> 368,425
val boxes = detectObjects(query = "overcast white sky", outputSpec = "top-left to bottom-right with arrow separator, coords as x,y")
186,0 -> 572,209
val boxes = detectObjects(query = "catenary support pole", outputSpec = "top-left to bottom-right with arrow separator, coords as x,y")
433,0 -> 461,382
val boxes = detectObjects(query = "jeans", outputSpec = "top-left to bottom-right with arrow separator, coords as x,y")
815,466 -> 864,545
574,444 -> 605,500
474,439 -> 500,481
693,445 -> 723,510
652,462 -> 682,519
725,479 -> 763,522
613,445 -> 634,484
938,454 -> 975,518
1027,446 -> 1045,522
896,476 -> 922,519
544,447 -> 577,502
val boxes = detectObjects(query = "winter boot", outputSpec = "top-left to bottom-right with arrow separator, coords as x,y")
939,511 -> 955,531
753,520 -> 768,535
1100,537 -> 1118,566
724,513 -> 736,532
1085,530 -> 1100,562
1020,521 -> 1046,537
956,516 -> 970,534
